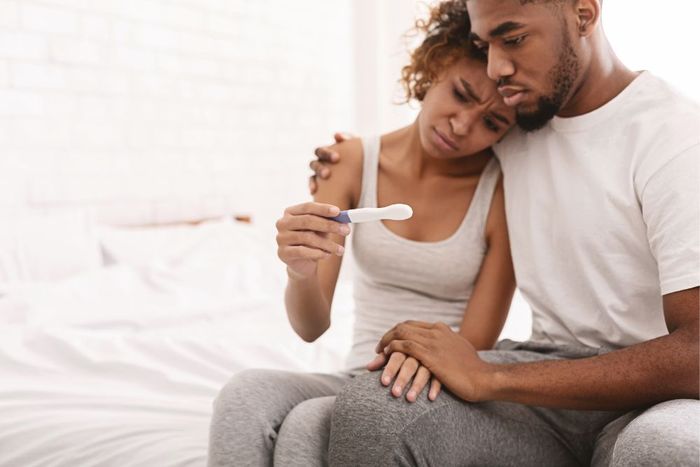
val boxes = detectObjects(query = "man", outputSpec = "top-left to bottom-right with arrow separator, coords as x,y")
309,0 -> 699,465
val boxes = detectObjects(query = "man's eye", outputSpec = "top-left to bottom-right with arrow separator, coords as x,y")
504,35 -> 526,47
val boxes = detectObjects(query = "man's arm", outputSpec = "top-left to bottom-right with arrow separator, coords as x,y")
378,287 -> 699,411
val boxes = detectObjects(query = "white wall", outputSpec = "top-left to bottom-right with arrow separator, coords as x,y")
0,0 -> 353,227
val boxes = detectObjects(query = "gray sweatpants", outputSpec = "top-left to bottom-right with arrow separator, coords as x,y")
208,369 -> 350,467
329,340 -> 700,466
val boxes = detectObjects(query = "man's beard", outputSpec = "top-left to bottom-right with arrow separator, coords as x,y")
516,33 -> 580,132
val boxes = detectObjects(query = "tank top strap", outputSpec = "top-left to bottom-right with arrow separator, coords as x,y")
466,157 -> 502,238
357,135 -> 381,208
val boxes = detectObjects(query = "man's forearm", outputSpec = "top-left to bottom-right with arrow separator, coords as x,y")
484,328 -> 699,410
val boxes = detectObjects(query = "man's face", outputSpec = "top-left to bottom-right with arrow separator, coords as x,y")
467,0 -> 581,132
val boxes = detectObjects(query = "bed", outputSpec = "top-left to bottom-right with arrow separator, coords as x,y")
0,211 -> 530,466
0,213 -> 354,466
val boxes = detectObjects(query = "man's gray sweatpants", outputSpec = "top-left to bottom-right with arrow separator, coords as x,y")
329,340 -> 700,466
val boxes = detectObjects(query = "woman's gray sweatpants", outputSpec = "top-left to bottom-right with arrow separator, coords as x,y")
208,369 -> 349,467
329,340 -> 700,466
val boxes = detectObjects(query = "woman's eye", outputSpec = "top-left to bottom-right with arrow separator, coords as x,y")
483,117 -> 499,133
453,88 -> 468,103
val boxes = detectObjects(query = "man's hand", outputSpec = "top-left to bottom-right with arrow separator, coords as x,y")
375,321 -> 497,403
309,132 -> 353,195
367,351 -> 443,402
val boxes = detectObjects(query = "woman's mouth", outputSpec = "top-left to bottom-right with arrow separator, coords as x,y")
433,128 -> 458,152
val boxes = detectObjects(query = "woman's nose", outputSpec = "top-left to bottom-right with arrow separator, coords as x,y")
450,110 -> 477,136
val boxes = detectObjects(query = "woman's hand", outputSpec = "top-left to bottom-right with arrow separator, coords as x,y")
276,202 -> 350,279
375,321 -> 496,403
367,352 -> 443,402
308,132 -> 354,195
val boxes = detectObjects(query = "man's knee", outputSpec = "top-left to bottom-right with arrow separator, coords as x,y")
611,399 -> 700,467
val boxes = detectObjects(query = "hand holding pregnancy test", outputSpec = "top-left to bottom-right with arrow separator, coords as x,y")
276,202 -> 412,279
329,204 -> 413,223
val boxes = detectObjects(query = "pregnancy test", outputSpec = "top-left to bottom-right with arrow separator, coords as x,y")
329,204 -> 413,224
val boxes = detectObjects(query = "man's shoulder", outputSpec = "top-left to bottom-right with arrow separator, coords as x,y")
626,73 -> 700,135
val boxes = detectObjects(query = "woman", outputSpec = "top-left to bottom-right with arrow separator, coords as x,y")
209,2 -> 516,466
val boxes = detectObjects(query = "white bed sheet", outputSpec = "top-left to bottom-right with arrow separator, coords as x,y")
0,220 -> 354,467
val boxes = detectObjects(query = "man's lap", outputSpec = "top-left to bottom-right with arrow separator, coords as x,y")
329,342 -> 697,466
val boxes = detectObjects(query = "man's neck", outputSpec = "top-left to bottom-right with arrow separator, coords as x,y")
558,38 -> 638,118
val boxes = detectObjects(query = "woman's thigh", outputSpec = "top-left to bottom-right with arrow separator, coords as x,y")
209,369 -> 346,467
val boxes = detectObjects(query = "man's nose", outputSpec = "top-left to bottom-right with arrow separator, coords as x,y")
487,47 -> 515,82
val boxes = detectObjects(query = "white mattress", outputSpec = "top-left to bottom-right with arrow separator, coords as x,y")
0,220 -> 354,467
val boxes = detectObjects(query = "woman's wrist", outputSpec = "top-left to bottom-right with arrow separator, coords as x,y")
286,266 -> 316,282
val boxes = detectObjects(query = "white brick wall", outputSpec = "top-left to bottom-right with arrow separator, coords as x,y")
0,0 -> 354,227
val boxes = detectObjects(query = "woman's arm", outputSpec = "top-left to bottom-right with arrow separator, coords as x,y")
280,139 -> 363,342
458,177 -> 516,350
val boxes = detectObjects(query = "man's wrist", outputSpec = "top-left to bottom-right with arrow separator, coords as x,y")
477,362 -> 510,402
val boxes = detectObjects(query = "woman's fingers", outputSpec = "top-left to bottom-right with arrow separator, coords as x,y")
366,353 -> 387,371
380,352 -> 406,387
391,357 -> 420,398
284,202 -> 340,217
406,366 -> 432,402
278,231 -> 344,256
279,246 -> 330,262
428,378 -> 442,401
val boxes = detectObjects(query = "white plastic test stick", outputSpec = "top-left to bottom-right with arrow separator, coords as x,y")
329,204 -> 413,223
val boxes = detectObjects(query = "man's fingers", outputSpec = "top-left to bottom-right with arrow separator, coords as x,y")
380,352 -> 406,387
375,322 -> 433,353
392,357 -> 419,398
313,147 -> 339,164
428,378 -> 442,401
383,340 -> 428,362
406,366 -> 432,403
334,132 -> 353,143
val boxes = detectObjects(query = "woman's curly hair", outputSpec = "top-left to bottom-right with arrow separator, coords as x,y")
400,0 -> 477,103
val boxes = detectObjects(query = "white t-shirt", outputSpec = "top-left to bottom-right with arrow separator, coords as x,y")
495,71 -> 700,349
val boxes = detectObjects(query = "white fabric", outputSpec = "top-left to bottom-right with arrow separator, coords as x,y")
495,71 -> 700,349
0,220 -> 354,467
0,210 -> 102,287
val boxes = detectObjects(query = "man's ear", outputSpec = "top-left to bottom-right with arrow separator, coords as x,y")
573,0 -> 601,37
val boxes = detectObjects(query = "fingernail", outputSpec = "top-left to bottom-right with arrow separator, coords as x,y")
382,375 -> 390,385
329,207 -> 340,216
393,385 -> 402,395
337,245 -> 344,255
338,225 -> 350,235
407,390 -> 416,400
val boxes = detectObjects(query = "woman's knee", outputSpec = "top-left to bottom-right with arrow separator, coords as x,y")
275,397 -> 336,466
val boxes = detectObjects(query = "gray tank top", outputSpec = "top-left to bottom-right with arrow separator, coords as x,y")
345,135 -> 502,372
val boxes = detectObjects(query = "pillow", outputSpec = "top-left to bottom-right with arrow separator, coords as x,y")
0,210 -> 102,285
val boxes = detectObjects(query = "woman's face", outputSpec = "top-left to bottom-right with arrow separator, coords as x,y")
418,56 -> 515,158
